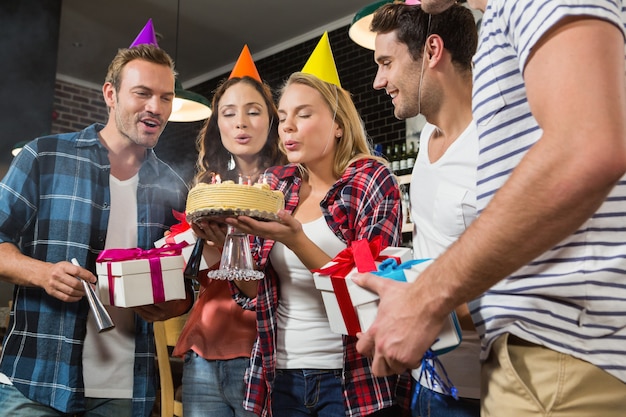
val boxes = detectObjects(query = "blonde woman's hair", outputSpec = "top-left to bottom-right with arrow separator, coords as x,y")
279,72 -> 386,178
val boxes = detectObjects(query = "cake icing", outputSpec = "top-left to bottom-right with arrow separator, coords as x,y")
186,180 -> 285,222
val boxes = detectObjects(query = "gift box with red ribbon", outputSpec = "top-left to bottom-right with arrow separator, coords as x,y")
312,237 -> 412,336
154,210 -> 220,271
95,242 -> 187,307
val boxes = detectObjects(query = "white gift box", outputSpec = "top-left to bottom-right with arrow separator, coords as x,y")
313,246 -> 413,336
314,252 -> 461,355
96,255 -> 186,307
401,260 -> 462,355
154,229 -> 220,271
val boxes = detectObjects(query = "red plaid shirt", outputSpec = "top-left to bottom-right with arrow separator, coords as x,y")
241,159 -> 411,417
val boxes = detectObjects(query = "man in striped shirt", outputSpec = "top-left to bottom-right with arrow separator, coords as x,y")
356,1 -> 626,416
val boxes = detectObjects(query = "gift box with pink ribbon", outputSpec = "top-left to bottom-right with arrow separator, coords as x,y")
95,242 -> 187,307
312,237 -> 412,336
154,210 -> 220,271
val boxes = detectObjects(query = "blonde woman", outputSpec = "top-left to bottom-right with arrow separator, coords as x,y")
228,71 -> 410,416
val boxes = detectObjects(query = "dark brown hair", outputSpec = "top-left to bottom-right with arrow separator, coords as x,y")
195,76 -> 286,184
371,3 -> 477,71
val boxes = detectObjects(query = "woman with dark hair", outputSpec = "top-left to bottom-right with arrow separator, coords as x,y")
173,46 -> 286,417
194,78 -> 284,185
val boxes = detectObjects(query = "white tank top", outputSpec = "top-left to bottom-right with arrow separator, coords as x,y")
270,217 -> 346,369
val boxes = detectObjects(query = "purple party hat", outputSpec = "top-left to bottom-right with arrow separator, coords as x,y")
129,18 -> 159,47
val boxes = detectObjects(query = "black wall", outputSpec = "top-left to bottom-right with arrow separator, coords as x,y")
0,0 -> 61,168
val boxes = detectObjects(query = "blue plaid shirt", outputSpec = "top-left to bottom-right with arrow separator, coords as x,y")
241,160 -> 412,417
0,124 -> 188,415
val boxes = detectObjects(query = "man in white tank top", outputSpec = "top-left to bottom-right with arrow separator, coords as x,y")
370,3 -> 481,416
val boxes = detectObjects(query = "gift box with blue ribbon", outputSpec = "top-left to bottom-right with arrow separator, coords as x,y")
373,258 -> 462,356
313,237 -> 462,356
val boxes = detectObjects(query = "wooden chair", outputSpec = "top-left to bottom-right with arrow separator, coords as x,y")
154,313 -> 188,417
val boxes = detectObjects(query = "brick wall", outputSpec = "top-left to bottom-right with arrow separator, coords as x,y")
51,25 -> 406,185
52,80 -> 108,133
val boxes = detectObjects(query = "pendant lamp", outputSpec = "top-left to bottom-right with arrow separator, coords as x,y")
168,0 -> 211,122
170,79 -> 212,122
11,141 -> 28,157
348,0 -> 395,50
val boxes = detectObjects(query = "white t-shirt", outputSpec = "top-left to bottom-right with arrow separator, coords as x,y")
82,174 -> 138,398
270,217 -> 346,370
410,122 -> 481,399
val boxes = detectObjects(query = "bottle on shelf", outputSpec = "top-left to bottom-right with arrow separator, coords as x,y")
385,144 -> 393,168
399,142 -> 408,173
401,188 -> 411,229
406,141 -> 416,171
391,143 -> 401,173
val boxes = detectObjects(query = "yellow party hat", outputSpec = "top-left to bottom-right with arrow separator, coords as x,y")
229,45 -> 262,82
301,32 -> 341,88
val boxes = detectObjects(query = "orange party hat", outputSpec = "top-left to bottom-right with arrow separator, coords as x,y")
301,32 -> 341,88
229,45 -> 261,82
129,19 -> 159,48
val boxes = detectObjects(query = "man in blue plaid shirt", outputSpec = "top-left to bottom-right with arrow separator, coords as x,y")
0,44 -> 192,416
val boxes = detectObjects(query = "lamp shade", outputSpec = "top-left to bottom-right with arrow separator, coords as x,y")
11,141 -> 28,157
169,79 -> 212,122
348,0 -> 395,50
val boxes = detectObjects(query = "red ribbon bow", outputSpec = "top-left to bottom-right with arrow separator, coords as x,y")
165,209 -> 192,244
96,242 -> 186,306
313,237 -> 388,336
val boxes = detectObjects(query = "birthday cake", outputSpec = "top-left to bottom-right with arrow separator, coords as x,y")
186,180 -> 285,222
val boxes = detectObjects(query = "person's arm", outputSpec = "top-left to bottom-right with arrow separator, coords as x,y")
355,16 -> 626,375
0,242 -> 95,302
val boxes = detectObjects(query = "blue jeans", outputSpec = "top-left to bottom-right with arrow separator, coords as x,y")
181,351 -> 256,417
411,383 -> 480,417
0,383 -> 131,417
271,369 -> 402,417
271,369 -> 345,417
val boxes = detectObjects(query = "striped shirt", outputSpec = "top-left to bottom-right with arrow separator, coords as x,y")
0,124 -> 188,414
470,0 -> 626,382
241,160 -> 411,417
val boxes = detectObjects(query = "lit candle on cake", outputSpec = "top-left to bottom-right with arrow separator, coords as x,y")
247,175 -> 252,185
238,174 -> 243,185
215,174 -> 221,184
262,174 -> 268,184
